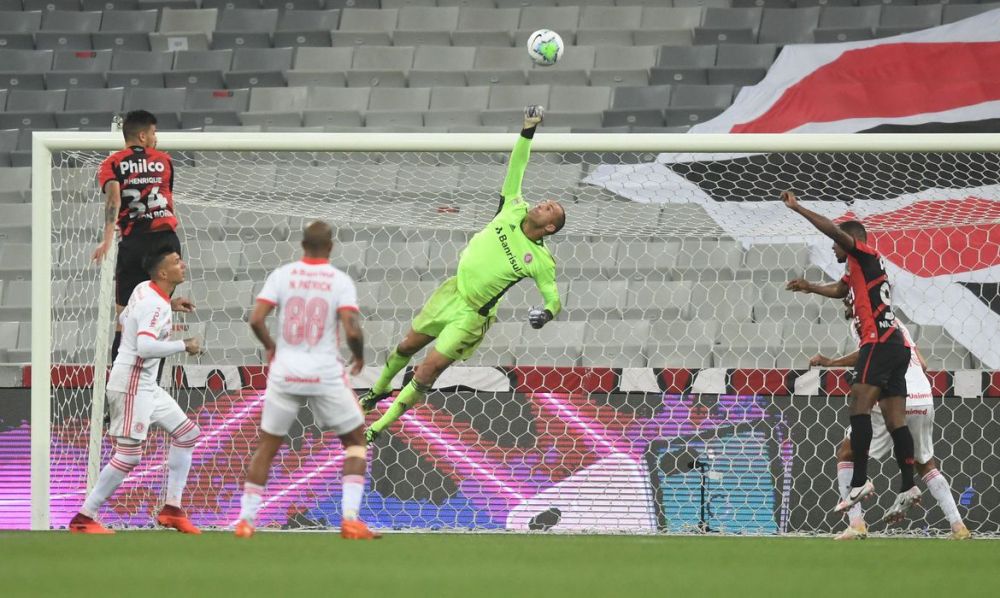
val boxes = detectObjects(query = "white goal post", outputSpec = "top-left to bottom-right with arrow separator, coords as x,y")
29,132 -> 1000,532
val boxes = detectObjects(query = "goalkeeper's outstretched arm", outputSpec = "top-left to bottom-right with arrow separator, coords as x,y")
497,105 -> 544,215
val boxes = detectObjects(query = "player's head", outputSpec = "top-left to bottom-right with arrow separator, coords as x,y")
143,245 -> 185,286
528,199 -> 566,236
302,220 -> 334,258
833,220 -> 867,262
122,110 -> 158,149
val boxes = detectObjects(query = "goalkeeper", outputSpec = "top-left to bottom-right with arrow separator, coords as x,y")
362,105 -> 565,444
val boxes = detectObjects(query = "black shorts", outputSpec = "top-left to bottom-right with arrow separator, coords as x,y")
853,343 -> 910,398
115,230 -> 182,306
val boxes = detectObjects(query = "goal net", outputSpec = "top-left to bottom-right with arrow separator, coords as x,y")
20,132 -> 1000,536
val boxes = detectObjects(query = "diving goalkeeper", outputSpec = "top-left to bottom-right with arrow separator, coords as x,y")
362,105 -> 565,444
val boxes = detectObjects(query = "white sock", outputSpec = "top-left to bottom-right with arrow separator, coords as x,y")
165,445 -> 194,508
80,447 -> 141,518
837,462 -> 864,526
240,482 -> 265,524
923,469 -> 963,526
342,475 -> 364,521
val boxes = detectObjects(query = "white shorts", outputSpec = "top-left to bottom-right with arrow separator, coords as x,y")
847,405 -> 935,465
260,384 -> 364,437
108,386 -> 188,441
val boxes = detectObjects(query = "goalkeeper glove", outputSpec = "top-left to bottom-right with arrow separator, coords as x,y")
527,307 -> 553,329
523,105 -> 544,129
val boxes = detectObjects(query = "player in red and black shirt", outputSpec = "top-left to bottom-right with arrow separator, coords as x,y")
781,190 -> 920,523
93,110 -> 192,360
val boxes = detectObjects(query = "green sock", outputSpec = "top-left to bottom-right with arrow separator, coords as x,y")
371,379 -> 428,433
372,349 -> 412,395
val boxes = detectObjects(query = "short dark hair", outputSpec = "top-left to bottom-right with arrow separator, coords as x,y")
142,245 -> 177,279
552,203 -> 566,234
122,110 -> 157,142
838,220 -> 867,241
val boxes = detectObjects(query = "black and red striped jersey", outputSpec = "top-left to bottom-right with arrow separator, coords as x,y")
98,146 -> 177,238
840,240 -> 910,347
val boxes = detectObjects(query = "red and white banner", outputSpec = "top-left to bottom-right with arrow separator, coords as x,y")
586,12 -> 1000,368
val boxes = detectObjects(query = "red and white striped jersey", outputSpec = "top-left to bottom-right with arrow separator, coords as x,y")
107,281 -> 174,393
257,258 -> 359,394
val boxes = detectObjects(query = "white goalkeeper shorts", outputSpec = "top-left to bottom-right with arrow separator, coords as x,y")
847,405 -> 935,465
260,384 -> 364,437
108,386 -> 187,442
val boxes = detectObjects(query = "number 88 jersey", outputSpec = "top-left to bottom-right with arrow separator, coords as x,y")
256,258 -> 360,394
98,145 -> 177,238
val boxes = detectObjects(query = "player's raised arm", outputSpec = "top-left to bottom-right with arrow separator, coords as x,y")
810,350 -> 859,368
497,105 -> 544,214
781,190 -> 857,253
528,258 -> 561,329
92,179 -> 121,262
339,309 -> 364,375
786,277 -> 848,299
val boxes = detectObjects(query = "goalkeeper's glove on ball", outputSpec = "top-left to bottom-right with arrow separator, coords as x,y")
527,307 -> 553,329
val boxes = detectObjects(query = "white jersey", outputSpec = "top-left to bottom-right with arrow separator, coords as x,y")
107,281 -> 174,393
257,258 -> 359,395
850,320 -> 933,409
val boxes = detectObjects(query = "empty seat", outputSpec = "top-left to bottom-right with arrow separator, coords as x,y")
876,4 -> 941,36
158,8 -> 218,34
590,45 -> 655,87
34,32 -> 93,51
943,3 -> 1000,25
217,8 -> 279,33
0,11 -> 43,32
274,9 -> 339,47
566,279 -> 627,317
545,85 -> 611,128
776,322 -> 847,369
625,279 -> 692,320
604,84 -> 670,127
743,243 -> 808,282
639,6 -> 704,37
41,10 -> 102,32
348,45 -> 413,88
758,7 -> 820,44
23,0 -> 81,10
409,45 -> 473,88
286,46 -> 352,87
99,9 -> 157,32
452,7 -> 519,47
690,281 -> 759,322
167,48 -> 231,88
6,88 -> 66,112
710,43 -> 776,86
915,325 -> 971,371
674,238 -> 742,280
652,44 -> 716,85
518,6 -> 580,32
92,32 -> 151,52
243,86 -> 307,127
365,242 -> 429,281
469,46 -> 530,86
393,6 -> 458,46
202,0 -> 260,8
225,47 -> 292,88
1,49 -> 55,72
50,48 -> 111,72
111,49 -> 173,72
814,6 -> 881,43
646,320 -> 717,369
303,87 -> 369,127
335,7 -> 397,46
483,85 -> 550,125
425,85 -> 488,127
579,5 -> 643,31
368,87 -> 430,112
514,321 -> 585,367
57,87 -> 124,127
714,322 -> 783,368
0,33 -> 34,50
182,88 -> 249,128
665,84 -> 733,127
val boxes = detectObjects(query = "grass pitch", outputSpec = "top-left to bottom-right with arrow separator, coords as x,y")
1,531 -> 995,598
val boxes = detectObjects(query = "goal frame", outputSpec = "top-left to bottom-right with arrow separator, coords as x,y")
29,131 -> 1000,530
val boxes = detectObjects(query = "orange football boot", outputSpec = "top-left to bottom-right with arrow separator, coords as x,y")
68,513 -> 114,534
234,519 -> 255,539
340,519 -> 382,540
156,505 -> 202,534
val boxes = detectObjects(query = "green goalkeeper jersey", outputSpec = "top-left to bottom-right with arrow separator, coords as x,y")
455,133 -> 562,318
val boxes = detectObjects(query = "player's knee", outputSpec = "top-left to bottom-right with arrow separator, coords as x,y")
344,444 -> 367,461
170,420 -> 200,448
112,441 -> 142,471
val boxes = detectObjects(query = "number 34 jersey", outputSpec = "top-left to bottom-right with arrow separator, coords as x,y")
256,258 -> 360,395
98,145 -> 177,238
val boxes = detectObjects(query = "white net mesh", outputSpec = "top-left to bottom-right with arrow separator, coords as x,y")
35,141 -> 1000,535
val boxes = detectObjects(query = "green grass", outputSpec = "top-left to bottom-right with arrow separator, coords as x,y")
1,531 -> 996,598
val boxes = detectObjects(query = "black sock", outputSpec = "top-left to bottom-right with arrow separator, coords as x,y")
849,414 -> 872,487
890,425 -> 916,492
111,331 -> 122,362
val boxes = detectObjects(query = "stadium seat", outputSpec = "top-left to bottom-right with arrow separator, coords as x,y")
518,6 -> 581,34
213,8 -> 279,50
93,31 -> 151,52
580,5 -> 643,32
57,87 -> 124,128
123,88 -> 187,129
758,7 -> 821,44
526,45 -> 594,86
224,47 -> 291,88
468,46 -> 530,87
653,45 -> 716,86
483,85 -> 550,126
625,279 -> 692,320
515,321 -> 585,367
100,10 -> 157,36
565,279 -> 627,319
0,11 -> 43,33
451,7 -> 519,47
714,322 -> 783,368
6,89 -> 67,114
646,319 -> 718,369
240,239 -> 298,277
408,45 -> 472,88
204,321 -> 260,362
360,320 -> 400,364
876,4 -> 942,36
695,7 -> 763,44
24,0 -> 82,11
365,241 -> 429,281
776,321 -> 848,369
289,46 -> 354,88
303,87 -> 368,127
367,87 -> 430,124
347,45 -> 414,88
710,43 -> 776,86
674,238 -> 743,280
202,0 -> 260,8
814,6 -> 881,43
393,6 -> 458,47
274,9 -> 339,48
943,3 -> 1000,25
0,242 -> 31,279
690,281 -> 758,323
590,45 -> 655,87
158,8 -> 218,35
546,85 -> 610,128
916,325 -> 971,370
335,7 -> 397,46
41,10 -> 102,32
742,243 -> 808,283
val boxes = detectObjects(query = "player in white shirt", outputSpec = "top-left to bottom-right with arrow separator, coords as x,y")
811,297 -> 970,540
235,221 -> 378,540
69,246 -> 203,534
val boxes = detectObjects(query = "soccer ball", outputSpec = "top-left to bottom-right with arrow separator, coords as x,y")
526,29 -> 564,67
